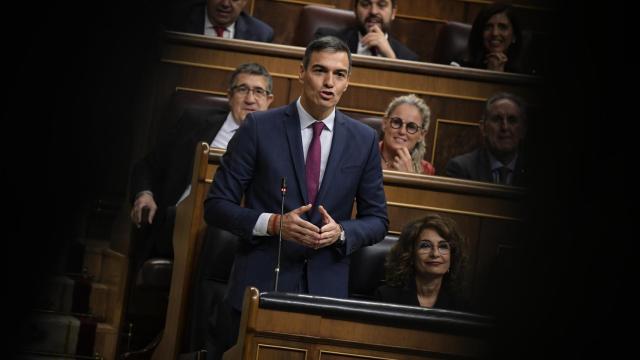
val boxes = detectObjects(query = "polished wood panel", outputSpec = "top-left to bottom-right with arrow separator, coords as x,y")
151,143 -> 217,360
148,32 -> 540,176
251,0 -> 552,62
224,288 -> 493,360
430,118 -> 482,174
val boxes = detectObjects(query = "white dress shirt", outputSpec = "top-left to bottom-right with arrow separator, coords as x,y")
177,112 -> 238,205
204,10 -> 236,39
253,98 -> 336,236
211,113 -> 240,149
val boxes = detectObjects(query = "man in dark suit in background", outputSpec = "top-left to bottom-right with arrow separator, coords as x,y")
129,63 -> 274,270
315,0 -> 418,61
204,36 -> 388,359
169,0 -> 274,42
444,92 -> 527,186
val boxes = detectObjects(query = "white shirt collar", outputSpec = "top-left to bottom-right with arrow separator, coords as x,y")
296,97 -> 335,131
488,151 -> 518,171
204,9 -> 236,38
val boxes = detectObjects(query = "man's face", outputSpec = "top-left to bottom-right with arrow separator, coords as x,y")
299,50 -> 350,120
228,73 -> 273,124
480,98 -> 525,157
355,0 -> 397,34
207,0 -> 247,27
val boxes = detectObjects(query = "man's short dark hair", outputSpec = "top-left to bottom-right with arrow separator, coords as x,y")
482,92 -> 527,123
354,0 -> 398,9
302,36 -> 352,72
229,63 -> 273,93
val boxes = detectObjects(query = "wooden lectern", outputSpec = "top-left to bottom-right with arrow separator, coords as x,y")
224,287 -> 494,360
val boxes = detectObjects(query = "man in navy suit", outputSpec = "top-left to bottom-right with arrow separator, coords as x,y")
170,0 -> 274,42
129,63 -> 274,271
445,92 -> 528,186
315,0 -> 418,61
204,36 -> 388,359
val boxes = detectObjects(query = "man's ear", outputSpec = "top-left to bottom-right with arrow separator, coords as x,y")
298,63 -> 305,84
479,120 -> 486,137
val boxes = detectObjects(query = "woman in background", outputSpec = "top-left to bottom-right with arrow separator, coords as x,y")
465,2 -> 525,73
379,94 -> 435,175
375,213 -> 468,310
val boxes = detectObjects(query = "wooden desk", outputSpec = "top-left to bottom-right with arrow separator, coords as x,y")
224,287 -> 494,360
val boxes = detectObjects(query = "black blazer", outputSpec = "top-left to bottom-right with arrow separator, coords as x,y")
130,108 -> 227,210
315,26 -> 419,61
375,278 -> 463,311
444,148 -> 527,187
170,2 -> 274,43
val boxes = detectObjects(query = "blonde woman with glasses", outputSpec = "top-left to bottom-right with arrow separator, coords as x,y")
379,94 -> 435,175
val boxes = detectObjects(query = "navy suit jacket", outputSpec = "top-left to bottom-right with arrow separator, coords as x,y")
131,108 -> 227,208
171,3 -> 274,43
444,147 -> 527,186
315,26 -> 418,61
204,102 -> 389,310
129,108 -> 227,267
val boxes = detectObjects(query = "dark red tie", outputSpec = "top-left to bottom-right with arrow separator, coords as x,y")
213,25 -> 225,37
370,46 -> 378,56
306,122 -> 324,205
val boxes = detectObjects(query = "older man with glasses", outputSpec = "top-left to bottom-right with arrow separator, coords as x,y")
129,62 -> 274,271
445,92 -> 528,186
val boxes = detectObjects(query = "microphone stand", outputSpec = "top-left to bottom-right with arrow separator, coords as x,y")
274,177 -> 287,291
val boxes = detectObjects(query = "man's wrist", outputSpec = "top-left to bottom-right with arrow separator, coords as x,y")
136,190 -> 154,200
268,214 -> 281,236
335,224 -> 346,246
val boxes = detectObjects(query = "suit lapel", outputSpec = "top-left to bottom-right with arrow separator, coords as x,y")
315,111 -> 347,206
345,28 -> 359,54
478,148 -> 494,182
234,12 -> 248,39
284,103 -> 308,204
203,111 -> 227,144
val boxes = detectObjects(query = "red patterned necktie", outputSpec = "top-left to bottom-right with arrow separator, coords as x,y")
213,25 -> 225,37
305,122 -> 325,205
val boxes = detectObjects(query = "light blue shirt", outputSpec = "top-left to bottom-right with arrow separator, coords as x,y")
488,152 -> 518,185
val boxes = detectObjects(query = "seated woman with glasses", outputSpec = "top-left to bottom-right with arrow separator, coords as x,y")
379,94 -> 435,175
375,213 -> 468,310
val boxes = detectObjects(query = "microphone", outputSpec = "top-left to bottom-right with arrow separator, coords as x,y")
274,177 -> 287,291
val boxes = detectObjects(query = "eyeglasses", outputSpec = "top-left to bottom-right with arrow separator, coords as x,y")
389,117 -> 421,134
416,240 -> 451,255
231,85 -> 270,99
